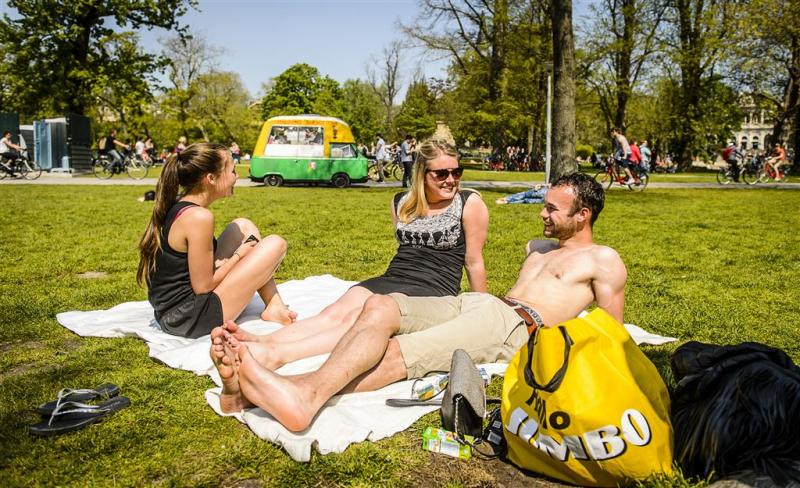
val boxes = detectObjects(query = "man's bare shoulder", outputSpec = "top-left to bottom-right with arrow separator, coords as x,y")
588,244 -> 622,260
588,244 -> 627,275
526,239 -> 559,256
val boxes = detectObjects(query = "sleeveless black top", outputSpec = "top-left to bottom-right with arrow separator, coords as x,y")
358,190 -> 475,297
147,201 -> 218,324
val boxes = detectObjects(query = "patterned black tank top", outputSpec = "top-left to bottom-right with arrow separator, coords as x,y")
381,190 -> 475,296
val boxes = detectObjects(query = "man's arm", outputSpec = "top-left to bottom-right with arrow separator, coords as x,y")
591,247 -> 627,323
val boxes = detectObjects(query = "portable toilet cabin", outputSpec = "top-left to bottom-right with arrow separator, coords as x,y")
34,114 -> 92,172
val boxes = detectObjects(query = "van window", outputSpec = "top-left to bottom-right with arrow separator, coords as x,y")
331,143 -> 355,158
264,125 -> 324,158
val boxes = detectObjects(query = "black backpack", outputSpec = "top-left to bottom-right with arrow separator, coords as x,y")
671,341 -> 800,485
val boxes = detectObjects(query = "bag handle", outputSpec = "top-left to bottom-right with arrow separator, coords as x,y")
523,326 -> 572,394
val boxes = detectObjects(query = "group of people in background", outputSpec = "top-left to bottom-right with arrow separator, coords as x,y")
723,140 -> 789,182
364,133 -> 419,188
98,130 -> 248,169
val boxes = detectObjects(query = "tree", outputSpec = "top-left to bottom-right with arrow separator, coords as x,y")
161,30 -> 222,139
340,79 -> 384,143
580,0 -> 667,132
551,0 -> 577,180
403,0 -> 555,155
403,0 -> 512,148
664,0 -> 741,168
189,71 -> 258,148
731,0 -> 800,167
259,63 -> 343,120
0,0 -> 193,117
367,41 -> 403,139
395,79 -> 437,139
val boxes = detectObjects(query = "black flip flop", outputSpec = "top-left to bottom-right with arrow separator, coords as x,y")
36,384 -> 120,416
29,396 -> 131,436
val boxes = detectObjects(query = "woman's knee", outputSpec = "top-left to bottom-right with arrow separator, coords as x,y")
232,218 -> 261,239
255,234 -> 287,258
362,294 -> 399,320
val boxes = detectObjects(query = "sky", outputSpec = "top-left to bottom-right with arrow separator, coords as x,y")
141,0 -> 447,98
2,0 -> 592,98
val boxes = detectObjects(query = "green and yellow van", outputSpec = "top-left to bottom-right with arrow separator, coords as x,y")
249,115 -> 369,187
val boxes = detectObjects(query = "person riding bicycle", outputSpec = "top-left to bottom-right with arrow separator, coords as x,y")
722,142 -> 744,182
610,127 -> 635,184
767,143 -> 787,181
100,129 -> 130,172
0,130 -> 22,173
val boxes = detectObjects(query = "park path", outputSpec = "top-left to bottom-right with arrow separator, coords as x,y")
1,173 -> 799,190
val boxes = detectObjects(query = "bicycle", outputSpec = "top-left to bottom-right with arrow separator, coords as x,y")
757,159 -> 792,183
92,151 -> 149,180
367,157 -> 402,182
594,158 -> 648,191
0,151 -> 42,180
717,159 -> 759,185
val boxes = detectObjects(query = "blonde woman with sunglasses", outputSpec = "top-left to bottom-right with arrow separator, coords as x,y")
212,140 -> 489,389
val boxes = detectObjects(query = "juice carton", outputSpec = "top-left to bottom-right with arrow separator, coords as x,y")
421,426 -> 473,459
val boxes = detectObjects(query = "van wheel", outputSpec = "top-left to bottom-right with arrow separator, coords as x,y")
266,175 -> 283,187
332,173 -> 350,188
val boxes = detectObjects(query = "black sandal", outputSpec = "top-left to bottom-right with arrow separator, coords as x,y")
29,396 -> 130,436
36,384 -> 120,416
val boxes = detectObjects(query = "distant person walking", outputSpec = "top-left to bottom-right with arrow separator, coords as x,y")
230,142 -> 241,164
176,136 -> 187,154
374,134 -> 387,183
400,134 -> 414,188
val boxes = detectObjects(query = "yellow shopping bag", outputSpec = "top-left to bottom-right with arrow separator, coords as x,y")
501,309 -> 673,486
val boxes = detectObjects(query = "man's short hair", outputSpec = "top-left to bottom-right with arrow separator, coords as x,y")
552,172 -> 605,226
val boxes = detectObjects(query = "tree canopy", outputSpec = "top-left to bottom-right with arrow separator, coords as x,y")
0,0 -> 194,118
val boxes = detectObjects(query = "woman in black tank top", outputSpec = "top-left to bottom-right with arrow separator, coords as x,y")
219,140 -> 489,370
137,143 -> 295,339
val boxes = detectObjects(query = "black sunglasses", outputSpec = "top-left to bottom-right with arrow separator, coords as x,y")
426,167 -> 464,180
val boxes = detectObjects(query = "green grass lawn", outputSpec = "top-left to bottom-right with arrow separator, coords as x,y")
1,185 -> 799,486
81,161 -> 721,184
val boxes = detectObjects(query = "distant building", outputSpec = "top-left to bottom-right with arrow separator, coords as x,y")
733,97 -> 789,153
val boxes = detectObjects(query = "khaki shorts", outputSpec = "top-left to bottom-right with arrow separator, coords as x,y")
390,292 -> 529,379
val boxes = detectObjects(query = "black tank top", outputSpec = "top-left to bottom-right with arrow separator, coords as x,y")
147,201 -> 217,320
381,190 -> 474,296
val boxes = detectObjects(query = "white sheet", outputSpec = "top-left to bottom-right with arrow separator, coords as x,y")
56,274 -> 677,462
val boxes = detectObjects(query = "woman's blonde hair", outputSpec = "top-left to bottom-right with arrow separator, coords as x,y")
397,139 -> 459,223
136,142 -> 229,286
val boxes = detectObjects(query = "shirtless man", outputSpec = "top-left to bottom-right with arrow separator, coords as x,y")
211,172 -> 627,432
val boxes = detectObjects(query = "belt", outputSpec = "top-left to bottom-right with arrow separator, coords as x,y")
500,297 -> 542,334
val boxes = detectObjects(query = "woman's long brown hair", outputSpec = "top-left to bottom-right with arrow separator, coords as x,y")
136,142 -> 229,286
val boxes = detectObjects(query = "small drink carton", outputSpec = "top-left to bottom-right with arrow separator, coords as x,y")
421,426 -> 472,459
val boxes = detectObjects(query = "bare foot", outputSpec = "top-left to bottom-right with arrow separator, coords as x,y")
236,343 -> 319,432
236,341 -> 284,371
261,303 -> 297,325
210,325 -> 252,413
495,198 -> 508,204
223,320 -> 267,344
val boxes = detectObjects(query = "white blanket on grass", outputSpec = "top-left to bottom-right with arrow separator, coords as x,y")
56,274 -> 677,462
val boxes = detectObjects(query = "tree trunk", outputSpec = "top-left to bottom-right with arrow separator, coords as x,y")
551,0 -> 577,181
